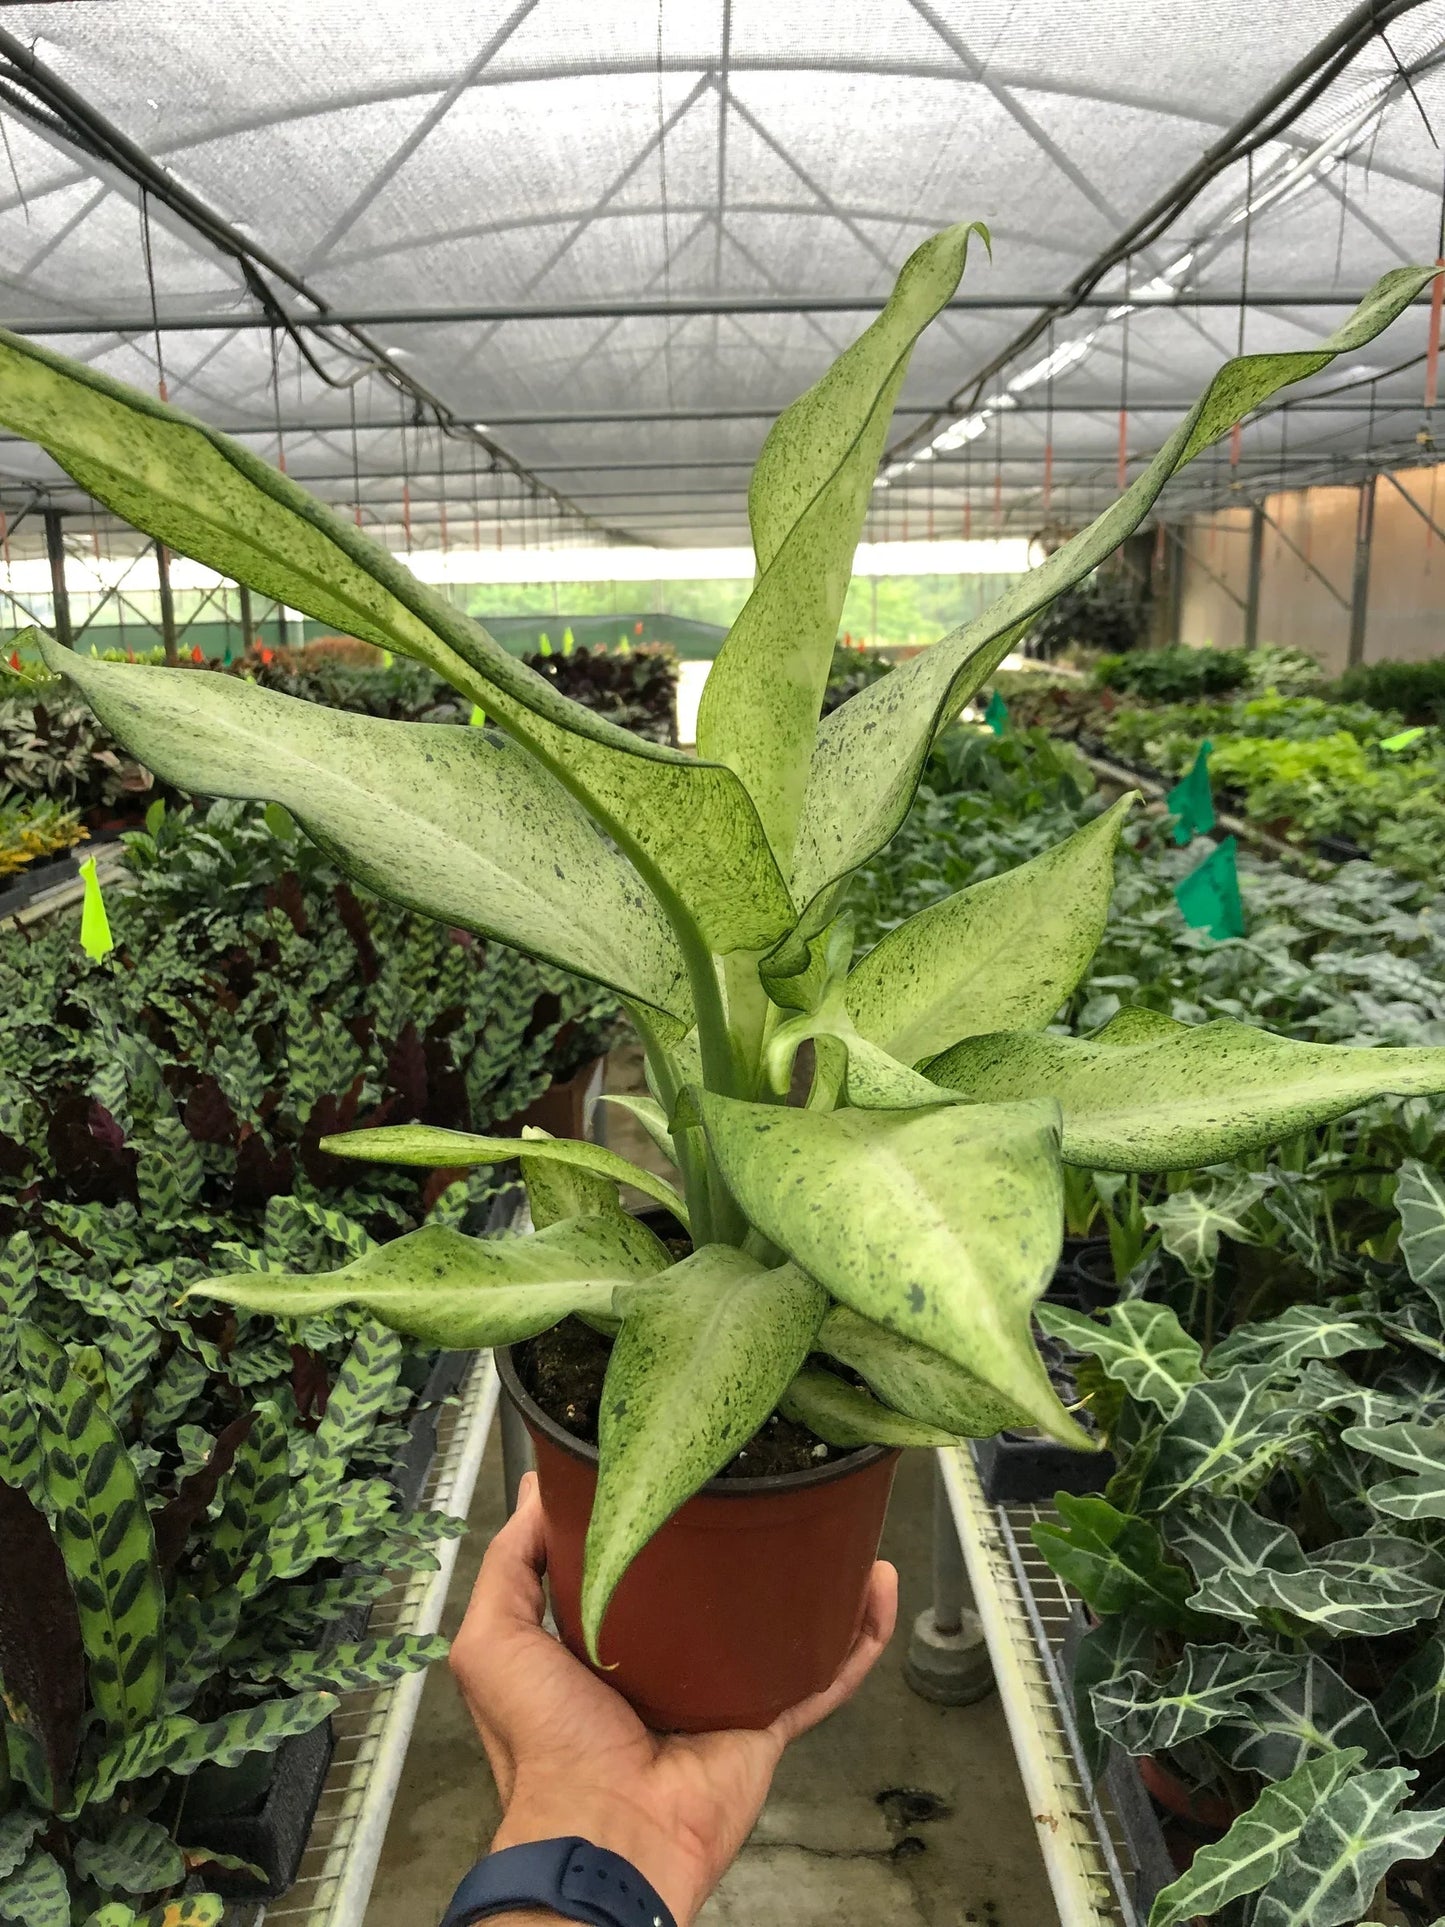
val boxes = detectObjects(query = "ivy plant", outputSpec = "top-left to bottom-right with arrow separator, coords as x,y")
12,232 -> 1445,1658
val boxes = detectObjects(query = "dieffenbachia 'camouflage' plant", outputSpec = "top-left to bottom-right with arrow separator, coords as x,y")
1036,1169 -> 1445,1926
13,230 -> 1445,1654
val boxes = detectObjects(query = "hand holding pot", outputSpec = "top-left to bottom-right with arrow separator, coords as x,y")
452,1472 -> 898,1926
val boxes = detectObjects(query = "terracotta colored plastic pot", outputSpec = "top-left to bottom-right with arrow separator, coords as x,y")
1137,1754 -> 1236,1832
496,1346 -> 900,1732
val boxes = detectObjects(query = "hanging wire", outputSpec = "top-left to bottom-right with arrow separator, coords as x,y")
1117,260 -> 1131,494
348,385 -> 363,528
268,327 -> 286,474
1042,317 -> 1054,518
437,417 -> 449,555
139,188 -> 167,402
1230,153 -> 1254,475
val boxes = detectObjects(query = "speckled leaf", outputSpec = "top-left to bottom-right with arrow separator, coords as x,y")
779,1369 -> 960,1446
1208,1306 -> 1386,1375
41,640 -> 688,1021
700,1093 -> 1084,1443
1093,1644 -> 1301,1757
1212,1657 -> 1393,1781
847,796 -> 1134,1064
765,996 -> 962,1111
203,1400 -> 288,1593
1251,1767 -> 1445,1927
816,1304 -> 1029,1435
78,1691 -> 335,1810
18,1328 -> 164,1736
582,1247 -> 826,1660
256,1633 -> 449,1694
73,1815 -> 183,1895
1036,1301 -> 1202,1418
319,1122 -> 688,1227
1397,1159 -> 1445,1305
791,269 -> 1436,916
1148,1747 -> 1364,1927
191,1213 -> 671,1348
0,1847 -> 68,1927
595,1094 -> 676,1169
1031,1494 -> 1199,1626
928,1008 -> 1445,1172
1342,1418 -> 1445,1520
699,224 -> 986,866
1377,1623 -> 1445,1758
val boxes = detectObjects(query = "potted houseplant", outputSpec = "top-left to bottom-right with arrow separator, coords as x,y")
10,229 -> 1445,1729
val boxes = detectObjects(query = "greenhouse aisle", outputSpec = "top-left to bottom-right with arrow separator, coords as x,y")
362,1445 -> 1053,1927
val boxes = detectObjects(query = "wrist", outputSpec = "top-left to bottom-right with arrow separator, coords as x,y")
491,1788 -> 704,1925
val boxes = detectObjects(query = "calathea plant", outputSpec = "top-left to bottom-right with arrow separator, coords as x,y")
10,232 -> 1445,1659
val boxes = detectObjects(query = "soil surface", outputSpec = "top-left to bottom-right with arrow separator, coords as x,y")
518,1315 -> 855,1478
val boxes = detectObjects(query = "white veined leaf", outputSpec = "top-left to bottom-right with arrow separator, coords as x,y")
1251,1767 -> 1445,1927
1036,1300 -> 1202,1418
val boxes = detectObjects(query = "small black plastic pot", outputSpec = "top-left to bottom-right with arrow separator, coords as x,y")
176,1717 -> 336,1900
971,1429 -> 1113,1504
1070,1239 -> 1118,1313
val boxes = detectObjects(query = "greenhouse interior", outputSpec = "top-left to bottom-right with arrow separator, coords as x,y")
21,6 -> 1445,1927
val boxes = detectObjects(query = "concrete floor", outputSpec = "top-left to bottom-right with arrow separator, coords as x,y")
362,1443 -> 1055,1927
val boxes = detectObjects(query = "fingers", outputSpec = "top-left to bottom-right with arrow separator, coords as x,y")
461,1471 -> 548,1638
768,1560 -> 899,1747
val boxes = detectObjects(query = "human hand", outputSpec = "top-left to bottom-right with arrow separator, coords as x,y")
450,1471 -> 898,1926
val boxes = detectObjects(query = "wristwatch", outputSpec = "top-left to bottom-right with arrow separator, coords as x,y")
439,1836 -> 678,1927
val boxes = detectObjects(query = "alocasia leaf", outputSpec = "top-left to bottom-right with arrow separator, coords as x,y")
928,1008 -> 1445,1171
698,222 -> 987,866
1132,1369 -> 1298,1512
699,1092 -> 1085,1442
1396,1158 -> 1445,1306
1251,1767 -> 1445,1927
1035,1300 -> 1202,1418
1144,1173 -> 1271,1279
317,1122 -> 689,1227
1377,1622 -> 1445,1758
1167,1498 -> 1307,1623
1147,1747 -> 1364,1927
1071,1611 -> 1157,1781
845,795 -> 1135,1065
1031,1493 -> 1200,1626
1091,1643 -> 1300,1757
778,1369 -> 961,1447
1208,1306 -> 1386,1375
816,1304 -> 1029,1435
1342,1418 -> 1445,1520
790,266 -> 1440,919
1212,1656 -> 1394,1780
582,1248 -> 826,1659
190,1213 -> 672,1348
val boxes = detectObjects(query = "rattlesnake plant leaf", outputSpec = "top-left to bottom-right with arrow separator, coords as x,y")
81,1906 -> 140,1927
1035,1301 -> 1202,1418
253,1633 -> 450,1694
700,1093 -> 1084,1442
40,642 -> 689,1022
0,1472 -> 85,1808
319,1122 -> 689,1227
1144,1173 -> 1271,1279
846,795 -> 1135,1065
1031,1494 -> 1200,1627
73,1815 -> 184,1895
1396,1158 -> 1445,1306
76,1691 -> 335,1811
1250,1766 -> 1445,1927
1208,1306 -> 1386,1375
1377,1622 -> 1445,1758
1147,1747 -> 1365,1927
0,1235 -> 36,1376
0,1847 -> 67,1927
698,224 -> 986,866
151,1413 -> 255,1576
306,1320 -> 403,1483
1071,1611 -> 1158,1781
138,1893 -> 225,1926
1132,1369 -> 1299,1512
204,1400 -> 288,1593
192,1213 -> 670,1347
929,1008 -> 1445,1171
0,1391 -> 40,1501
791,266 -> 1438,917
1212,1656 -> 1393,1781
0,1812 -> 43,1883
816,1305 -> 1029,1435
1342,1418 -> 1445,1520
582,1247 -> 827,1660
18,1328 -> 164,1736
779,1368 -> 961,1446
1092,1644 -> 1301,1757
161,1590 -> 244,1714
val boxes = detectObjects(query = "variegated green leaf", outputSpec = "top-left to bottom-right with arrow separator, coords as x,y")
1377,1622 -> 1445,1758
319,1122 -> 688,1227
700,1093 -> 1085,1444
816,1304 -> 1029,1435
1031,1493 -> 1199,1626
1208,1306 -> 1386,1375
583,1248 -> 826,1660
1342,1418 -> 1445,1520
82,1902 -> 141,1926
846,796 -> 1134,1065
1212,1656 -> 1393,1781
1144,1173 -> 1270,1278
191,1213 -> 671,1348
0,1847 -> 67,1927
1092,1644 -> 1300,1756
1147,1747 -> 1365,1927
140,1348 -> 208,1442
1035,1301 -> 1202,1418
204,1400 -> 288,1592
1072,1611 -> 1158,1781
779,1368 -> 961,1446
253,1633 -> 449,1694
1397,1158 -> 1445,1304
1133,1369 -> 1298,1512
0,1812 -> 43,1883
73,1815 -> 184,1895
928,1008 -> 1445,1172
77,1691 -> 335,1810
138,1895 -> 224,1927
161,1590 -> 243,1715
18,1328 -> 164,1736
1251,1767 -> 1445,1927
305,1319 -> 402,1486
595,1094 -> 676,1169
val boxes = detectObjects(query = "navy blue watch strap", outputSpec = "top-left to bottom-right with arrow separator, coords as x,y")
439,1836 -> 677,1927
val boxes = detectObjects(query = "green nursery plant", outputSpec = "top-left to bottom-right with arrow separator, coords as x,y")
13,232 -> 1445,1659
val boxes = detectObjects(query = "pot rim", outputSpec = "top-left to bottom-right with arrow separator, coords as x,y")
495,1342 -> 895,1497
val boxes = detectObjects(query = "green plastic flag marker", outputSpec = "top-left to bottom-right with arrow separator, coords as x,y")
984,689 -> 1008,735
1381,726 -> 1427,752
538,633 -> 552,656
1165,740 -> 1214,846
1174,835 -> 1244,941
469,703 -> 486,727
221,642 -> 233,666
562,627 -> 575,656
78,856 -> 114,962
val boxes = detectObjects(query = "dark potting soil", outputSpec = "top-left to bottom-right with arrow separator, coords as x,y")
518,1316 -> 853,1478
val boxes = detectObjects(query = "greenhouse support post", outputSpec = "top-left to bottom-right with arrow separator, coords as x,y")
1348,474 -> 1375,667
902,1456 -> 993,1705
1242,503 -> 1264,650
155,541 -> 178,665
44,507 -> 71,647
238,580 -> 253,649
